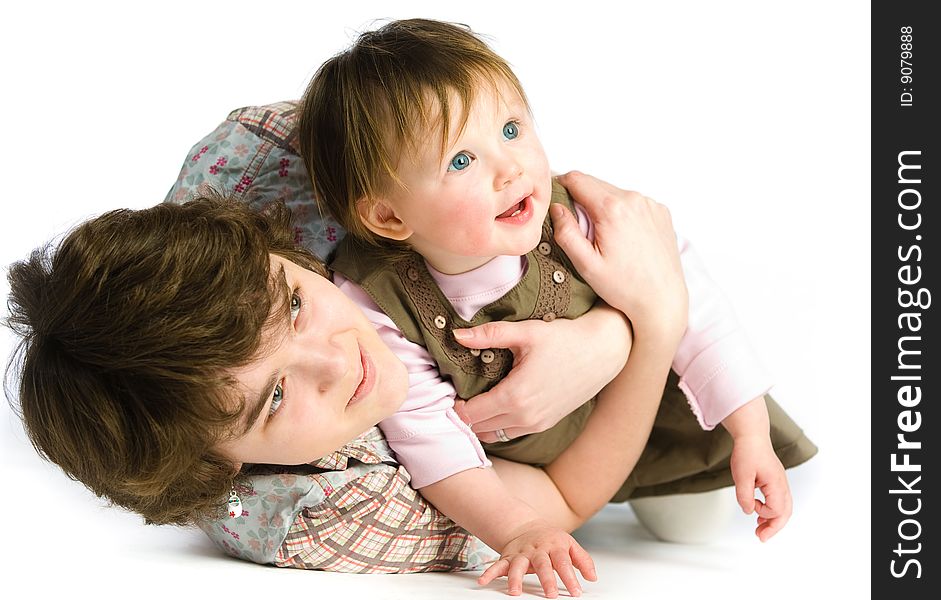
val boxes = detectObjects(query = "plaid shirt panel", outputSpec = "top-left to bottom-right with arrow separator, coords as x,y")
276,438 -> 493,573
199,427 -> 496,573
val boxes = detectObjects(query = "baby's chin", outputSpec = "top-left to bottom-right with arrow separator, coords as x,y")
533,197 -> 551,221
516,225 -> 549,256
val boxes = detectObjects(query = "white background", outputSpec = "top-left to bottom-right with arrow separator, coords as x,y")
1,1 -> 870,598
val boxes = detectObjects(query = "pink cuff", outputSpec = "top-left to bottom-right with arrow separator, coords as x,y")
572,201 -> 595,242
676,330 -> 773,430
380,409 -> 492,489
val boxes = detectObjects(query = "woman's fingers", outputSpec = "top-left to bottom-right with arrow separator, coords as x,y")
453,319 -> 534,350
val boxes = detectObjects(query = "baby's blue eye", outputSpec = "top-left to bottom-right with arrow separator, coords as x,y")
448,152 -> 472,171
503,121 -> 519,140
269,383 -> 284,416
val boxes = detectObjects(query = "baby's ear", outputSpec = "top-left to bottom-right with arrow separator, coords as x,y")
357,198 -> 412,241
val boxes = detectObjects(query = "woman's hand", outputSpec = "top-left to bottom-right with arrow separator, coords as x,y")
551,171 -> 688,340
452,302 -> 631,443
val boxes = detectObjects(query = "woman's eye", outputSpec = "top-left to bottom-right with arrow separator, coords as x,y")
269,382 -> 284,417
448,152 -> 472,172
290,293 -> 302,322
503,121 -> 519,140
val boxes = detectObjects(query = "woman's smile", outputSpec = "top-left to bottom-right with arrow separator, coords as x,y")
348,345 -> 375,407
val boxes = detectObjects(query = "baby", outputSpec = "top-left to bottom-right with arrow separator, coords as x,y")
299,18 -> 800,564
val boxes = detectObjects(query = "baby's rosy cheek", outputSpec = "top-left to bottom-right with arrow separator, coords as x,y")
465,222 -> 498,253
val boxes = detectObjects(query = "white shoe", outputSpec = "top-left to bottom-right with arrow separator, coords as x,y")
628,487 -> 735,544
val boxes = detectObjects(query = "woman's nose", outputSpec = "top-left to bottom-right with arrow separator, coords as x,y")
299,334 -> 351,387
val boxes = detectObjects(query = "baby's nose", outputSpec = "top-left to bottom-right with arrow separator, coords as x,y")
495,158 -> 524,190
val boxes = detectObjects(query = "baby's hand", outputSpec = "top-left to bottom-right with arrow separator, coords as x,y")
730,435 -> 793,542
478,521 -> 597,598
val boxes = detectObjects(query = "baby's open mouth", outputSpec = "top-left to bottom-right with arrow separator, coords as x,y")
496,199 -> 526,219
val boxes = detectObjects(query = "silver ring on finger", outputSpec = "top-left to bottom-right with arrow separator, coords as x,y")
494,428 -> 511,443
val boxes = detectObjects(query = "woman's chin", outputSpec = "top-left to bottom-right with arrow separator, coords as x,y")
374,351 -> 410,417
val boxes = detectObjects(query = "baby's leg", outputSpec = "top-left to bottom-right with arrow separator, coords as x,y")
628,487 -> 735,544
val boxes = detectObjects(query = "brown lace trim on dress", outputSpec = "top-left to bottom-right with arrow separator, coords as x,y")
392,224 -> 576,381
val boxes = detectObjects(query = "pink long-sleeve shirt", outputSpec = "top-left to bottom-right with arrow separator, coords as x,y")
334,203 -> 772,489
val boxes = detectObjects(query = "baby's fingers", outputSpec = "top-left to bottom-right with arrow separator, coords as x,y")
569,540 -> 597,582
758,505 -> 791,541
734,475 -> 758,515
532,552 -> 561,599
506,556 -> 532,596
549,549 -> 583,597
759,479 -> 793,520
751,497 -> 790,542
478,558 -> 509,586
756,516 -> 787,542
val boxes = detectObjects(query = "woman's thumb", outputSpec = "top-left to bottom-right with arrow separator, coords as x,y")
550,203 -> 593,275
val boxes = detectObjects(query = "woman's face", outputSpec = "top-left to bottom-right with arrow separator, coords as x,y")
218,254 -> 408,466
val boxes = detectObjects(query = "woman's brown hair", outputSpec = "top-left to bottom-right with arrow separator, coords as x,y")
4,193 -> 325,526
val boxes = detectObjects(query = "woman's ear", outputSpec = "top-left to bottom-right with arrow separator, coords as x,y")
357,198 -> 413,241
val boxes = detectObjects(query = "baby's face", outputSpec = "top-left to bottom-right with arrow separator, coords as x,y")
380,78 -> 552,274
218,255 -> 408,466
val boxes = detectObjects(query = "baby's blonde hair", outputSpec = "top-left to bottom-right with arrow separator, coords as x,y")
298,18 -> 530,255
